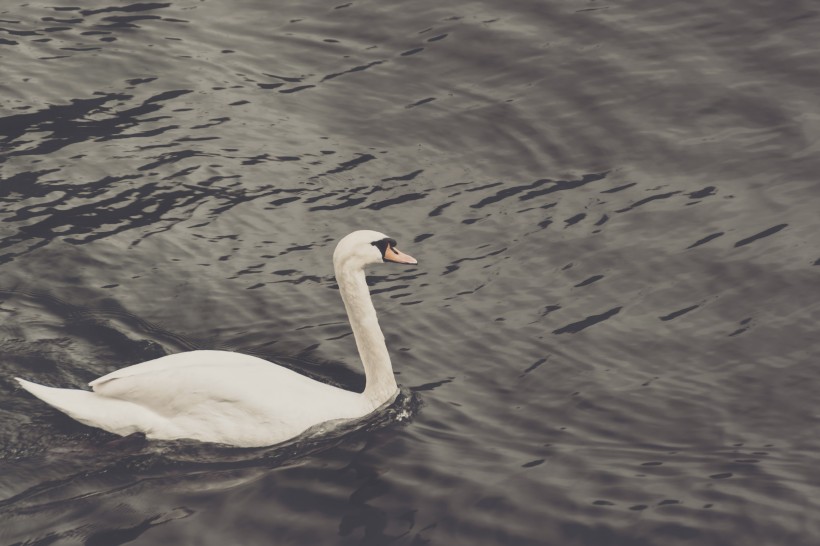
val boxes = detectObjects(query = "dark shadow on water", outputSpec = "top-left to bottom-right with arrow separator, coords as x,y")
0,90 -> 192,161
553,306 -> 622,335
84,508 -> 194,546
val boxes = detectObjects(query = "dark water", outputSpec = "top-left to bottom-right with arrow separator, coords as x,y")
1,0 -> 819,544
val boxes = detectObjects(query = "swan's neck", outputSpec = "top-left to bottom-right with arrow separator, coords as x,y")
336,266 -> 397,408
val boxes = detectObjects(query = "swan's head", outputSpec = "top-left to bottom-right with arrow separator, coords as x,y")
333,230 -> 418,272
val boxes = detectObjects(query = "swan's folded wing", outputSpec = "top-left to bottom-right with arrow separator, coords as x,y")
89,351 -> 297,417
89,350 -> 240,390
88,350 -> 342,421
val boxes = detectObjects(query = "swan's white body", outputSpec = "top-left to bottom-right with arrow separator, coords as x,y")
16,230 -> 417,447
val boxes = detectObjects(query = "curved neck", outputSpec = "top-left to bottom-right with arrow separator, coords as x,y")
336,265 -> 397,408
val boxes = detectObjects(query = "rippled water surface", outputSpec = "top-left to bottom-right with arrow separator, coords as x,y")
2,0 -> 819,544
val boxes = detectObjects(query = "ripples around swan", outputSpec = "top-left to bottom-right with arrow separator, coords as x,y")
2,0 -> 820,544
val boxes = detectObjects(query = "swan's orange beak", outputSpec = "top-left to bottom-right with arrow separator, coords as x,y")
384,245 -> 417,265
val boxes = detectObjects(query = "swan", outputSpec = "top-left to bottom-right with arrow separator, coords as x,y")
15,230 -> 418,447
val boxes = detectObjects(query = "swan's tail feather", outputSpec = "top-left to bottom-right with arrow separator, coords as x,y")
15,378 -> 157,437
16,378 -> 97,420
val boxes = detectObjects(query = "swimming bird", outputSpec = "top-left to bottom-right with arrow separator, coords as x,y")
16,230 -> 418,447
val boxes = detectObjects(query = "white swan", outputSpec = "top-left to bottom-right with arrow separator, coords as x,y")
16,230 -> 418,447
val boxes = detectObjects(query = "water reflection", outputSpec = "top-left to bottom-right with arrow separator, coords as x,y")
0,393 -> 421,546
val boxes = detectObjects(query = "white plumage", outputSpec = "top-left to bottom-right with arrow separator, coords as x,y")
16,230 -> 418,447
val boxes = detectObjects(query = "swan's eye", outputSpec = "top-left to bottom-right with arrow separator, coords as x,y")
371,238 -> 397,258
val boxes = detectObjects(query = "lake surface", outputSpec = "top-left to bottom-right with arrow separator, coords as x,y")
1,0 -> 819,544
